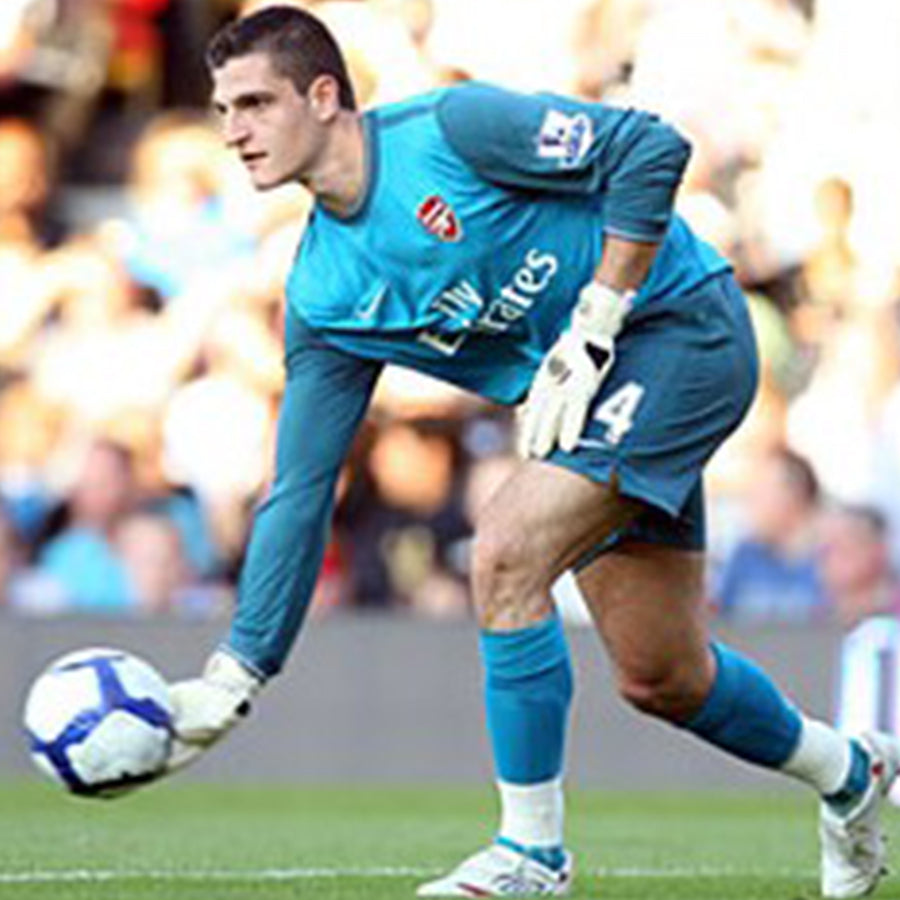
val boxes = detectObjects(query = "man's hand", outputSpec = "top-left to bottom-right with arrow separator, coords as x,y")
518,282 -> 633,458
165,651 -> 263,773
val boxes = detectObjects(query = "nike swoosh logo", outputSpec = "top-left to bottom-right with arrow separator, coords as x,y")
355,283 -> 389,320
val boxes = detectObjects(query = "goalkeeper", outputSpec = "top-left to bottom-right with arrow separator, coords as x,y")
165,6 -> 898,898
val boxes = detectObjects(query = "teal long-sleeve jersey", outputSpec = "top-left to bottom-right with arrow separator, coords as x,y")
227,81 -> 731,677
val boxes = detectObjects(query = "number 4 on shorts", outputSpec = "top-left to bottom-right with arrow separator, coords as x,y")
593,381 -> 645,445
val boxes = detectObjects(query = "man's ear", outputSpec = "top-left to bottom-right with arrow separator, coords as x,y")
308,74 -> 341,121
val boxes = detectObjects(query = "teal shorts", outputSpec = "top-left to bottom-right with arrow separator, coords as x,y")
548,272 -> 758,557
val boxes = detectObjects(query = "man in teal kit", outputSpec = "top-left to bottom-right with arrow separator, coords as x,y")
159,6 -> 897,897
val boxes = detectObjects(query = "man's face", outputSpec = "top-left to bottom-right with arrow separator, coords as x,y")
211,52 -> 324,190
819,512 -> 886,596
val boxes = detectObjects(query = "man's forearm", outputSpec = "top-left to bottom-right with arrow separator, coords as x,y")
593,235 -> 659,293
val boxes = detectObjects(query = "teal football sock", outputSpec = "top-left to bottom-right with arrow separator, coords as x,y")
684,642 -> 802,767
480,615 -> 573,784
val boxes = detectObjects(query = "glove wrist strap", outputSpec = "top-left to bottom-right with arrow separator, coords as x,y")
572,282 -> 634,342
205,650 -> 264,698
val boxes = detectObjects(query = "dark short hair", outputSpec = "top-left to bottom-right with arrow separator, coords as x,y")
836,503 -> 889,539
772,446 -> 820,506
206,5 -> 356,110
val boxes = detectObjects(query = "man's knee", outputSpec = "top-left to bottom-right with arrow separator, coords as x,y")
472,524 -> 525,584
616,662 -> 711,723
471,519 -> 554,627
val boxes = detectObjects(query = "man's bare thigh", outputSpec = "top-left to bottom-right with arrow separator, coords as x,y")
472,460 -> 641,627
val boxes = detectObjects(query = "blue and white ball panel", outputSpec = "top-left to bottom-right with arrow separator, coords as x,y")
548,273 -> 758,555
24,650 -> 107,744
23,647 -> 173,796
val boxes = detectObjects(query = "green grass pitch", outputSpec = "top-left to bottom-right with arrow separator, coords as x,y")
2,782 -> 900,899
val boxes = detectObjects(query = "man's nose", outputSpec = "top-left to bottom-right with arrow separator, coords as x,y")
222,113 -> 250,147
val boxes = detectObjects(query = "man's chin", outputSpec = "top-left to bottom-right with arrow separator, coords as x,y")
250,170 -> 291,191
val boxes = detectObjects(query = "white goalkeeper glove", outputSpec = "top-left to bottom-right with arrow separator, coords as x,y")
518,282 -> 633,458
165,650 -> 263,773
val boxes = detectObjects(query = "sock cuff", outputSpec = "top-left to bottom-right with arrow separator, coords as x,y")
480,615 -> 570,680
684,642 -> 735,734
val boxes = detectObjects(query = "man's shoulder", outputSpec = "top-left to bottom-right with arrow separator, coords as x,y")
370,87 -> 451,129
370,82 -> 507,132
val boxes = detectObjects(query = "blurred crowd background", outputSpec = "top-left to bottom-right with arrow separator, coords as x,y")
2,0 -> 900,646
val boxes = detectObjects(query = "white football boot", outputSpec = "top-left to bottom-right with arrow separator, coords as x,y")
417,843 -> 573,897
821,732 -> 900,898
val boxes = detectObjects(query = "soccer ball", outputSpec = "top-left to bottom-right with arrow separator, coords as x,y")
23,647 -> 174,798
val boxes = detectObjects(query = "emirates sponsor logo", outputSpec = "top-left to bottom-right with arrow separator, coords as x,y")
416,247 -> 559,357
417,195 -> 462,242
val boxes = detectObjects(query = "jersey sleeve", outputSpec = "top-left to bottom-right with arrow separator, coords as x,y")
436,82 -> 691,243
225,312 -> 381,678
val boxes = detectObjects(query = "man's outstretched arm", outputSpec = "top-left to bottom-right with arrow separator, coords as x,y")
166,312 -> 382,771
